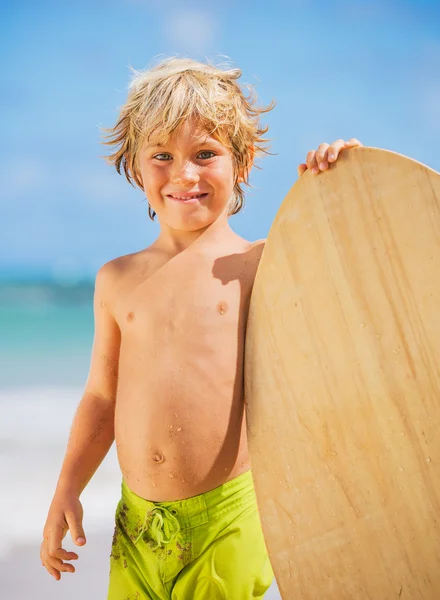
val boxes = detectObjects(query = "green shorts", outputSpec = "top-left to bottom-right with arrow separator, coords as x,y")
108,469 -> 274,599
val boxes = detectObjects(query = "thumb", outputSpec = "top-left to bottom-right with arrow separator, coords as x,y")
65,511 -> 86,546
298,163 -> 307,177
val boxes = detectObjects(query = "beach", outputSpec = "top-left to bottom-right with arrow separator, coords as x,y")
0,384 -> 282,598
0,533 -> 112,599
0,381 -> 124,598
0,281 -> 281,598
1,540 -> 281,599
1,537 -> 281,598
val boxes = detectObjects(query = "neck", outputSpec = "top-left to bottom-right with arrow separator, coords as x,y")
154,213 -> 237,255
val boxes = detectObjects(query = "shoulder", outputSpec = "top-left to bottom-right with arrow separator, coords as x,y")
95,251 -> 136,284
250,238 -> 266,251
247,238 -> 266,260
236,238 -> 267,281
97,247 -> 155,278
94,248 -> 152,303
238,237 -> 266,251
235,237 -> 266,264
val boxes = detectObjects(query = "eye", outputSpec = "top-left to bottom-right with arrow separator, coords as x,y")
152,153 -> 171,161
198,151 -> 215,160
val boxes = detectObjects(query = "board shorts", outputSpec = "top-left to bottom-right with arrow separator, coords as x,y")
107,469 -> 274,599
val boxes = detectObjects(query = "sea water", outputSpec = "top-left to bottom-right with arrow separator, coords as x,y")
0,279 -> 121,558
0,278 -> 282,599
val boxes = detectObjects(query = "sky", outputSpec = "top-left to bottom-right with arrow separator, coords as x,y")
1,0 -> 439,281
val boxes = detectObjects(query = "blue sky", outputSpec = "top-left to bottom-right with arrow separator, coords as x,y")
2,0 -> 439,280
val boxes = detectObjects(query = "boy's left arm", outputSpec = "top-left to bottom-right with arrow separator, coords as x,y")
298,138 -> 363,177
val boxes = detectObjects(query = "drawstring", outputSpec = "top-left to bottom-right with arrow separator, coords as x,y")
134,505 -> 181,549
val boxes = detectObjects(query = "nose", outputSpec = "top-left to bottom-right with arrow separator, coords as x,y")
170,160 -> 200,185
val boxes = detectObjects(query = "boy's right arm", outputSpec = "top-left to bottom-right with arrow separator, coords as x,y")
41,261 -> 121,580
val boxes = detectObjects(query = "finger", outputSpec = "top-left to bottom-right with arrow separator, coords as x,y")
45,564 -> 61,580
45,524 -> 66,554
344,138 -> 363,147
55,559 -> 76,573
46,555 -> 76,573
306,150 -> 319,174
297,163 -> 307,177
42,538 -> 77,562
50,548 -> 79,561
46,567 -> 61,581
65,511 -> 86,546
327,139 -> 346,163
47,523 -> 67,558
315,143 -> 330,171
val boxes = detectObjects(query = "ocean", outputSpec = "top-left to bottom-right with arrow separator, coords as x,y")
0,278 -> 282,598
0,279 -> 122,558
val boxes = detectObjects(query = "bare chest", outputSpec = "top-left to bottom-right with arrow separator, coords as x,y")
114,252 -> 255,346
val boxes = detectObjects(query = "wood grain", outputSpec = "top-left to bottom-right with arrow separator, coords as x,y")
245,147 -> 440,599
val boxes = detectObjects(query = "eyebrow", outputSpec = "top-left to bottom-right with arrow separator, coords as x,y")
146,137 -> 222,149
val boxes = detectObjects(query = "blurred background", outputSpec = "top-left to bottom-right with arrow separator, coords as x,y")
1,0 -> 439,597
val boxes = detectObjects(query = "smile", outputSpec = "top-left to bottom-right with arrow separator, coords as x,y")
167,193 -> 208,202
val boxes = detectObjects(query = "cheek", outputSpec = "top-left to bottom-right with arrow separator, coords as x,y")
140,165 -> 166,190
210,162 -> 235,186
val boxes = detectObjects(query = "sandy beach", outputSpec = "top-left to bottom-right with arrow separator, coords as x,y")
0,533 -> 112,599
0,534 -> 282,599
0,385 -> 281,598
0,306 -> 282,599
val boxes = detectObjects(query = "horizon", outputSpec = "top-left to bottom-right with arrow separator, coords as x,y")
2,0 -> 439,279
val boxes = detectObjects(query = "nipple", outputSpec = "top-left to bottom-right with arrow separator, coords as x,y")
127,311 -> 135,322
217,301 -> 229,315
152,453 -> 164,463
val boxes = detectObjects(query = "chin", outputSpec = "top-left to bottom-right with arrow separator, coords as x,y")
164,211 -> 220,229
160,218 -> 211,232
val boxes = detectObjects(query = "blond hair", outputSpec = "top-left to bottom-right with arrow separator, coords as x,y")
102,56 -> 275,220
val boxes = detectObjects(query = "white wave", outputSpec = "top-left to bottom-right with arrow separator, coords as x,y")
0,386 -> 121,558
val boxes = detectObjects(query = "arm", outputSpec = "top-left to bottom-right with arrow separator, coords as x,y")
56,263 -> 121,497
41,261 -> 121,580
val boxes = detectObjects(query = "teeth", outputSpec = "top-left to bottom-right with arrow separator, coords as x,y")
171,194 -> 204,200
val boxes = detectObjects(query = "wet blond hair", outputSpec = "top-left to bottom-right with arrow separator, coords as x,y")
102,56 -> 275,220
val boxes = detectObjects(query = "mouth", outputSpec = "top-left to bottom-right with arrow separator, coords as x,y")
167,193 -> 209,203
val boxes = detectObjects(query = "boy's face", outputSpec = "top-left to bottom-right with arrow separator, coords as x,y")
138,120 -> 239,232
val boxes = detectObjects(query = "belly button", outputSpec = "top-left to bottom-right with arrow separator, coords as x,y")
152,453 -> 164,463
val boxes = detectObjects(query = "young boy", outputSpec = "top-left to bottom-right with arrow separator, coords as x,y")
40,56 -> 361,598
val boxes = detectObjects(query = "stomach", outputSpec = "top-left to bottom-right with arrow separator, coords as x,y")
113,344 -> 250,501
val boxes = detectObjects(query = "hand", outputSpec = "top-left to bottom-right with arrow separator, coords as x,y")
298,138 -> 363,177
40,492 -> 86,580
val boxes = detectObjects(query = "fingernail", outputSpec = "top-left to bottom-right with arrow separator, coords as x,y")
311,167 -> 318,174
77,537 -> 85,544
319,162 -> 327,170
328,153 -> 335,160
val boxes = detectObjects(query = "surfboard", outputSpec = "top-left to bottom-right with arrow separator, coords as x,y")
244,147 -> 440,599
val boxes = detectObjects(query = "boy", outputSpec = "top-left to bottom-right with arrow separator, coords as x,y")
40,56 -> 361,598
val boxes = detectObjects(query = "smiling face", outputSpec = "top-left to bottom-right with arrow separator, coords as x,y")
137,120 -> 241,233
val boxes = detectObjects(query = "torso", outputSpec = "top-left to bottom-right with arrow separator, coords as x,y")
111,236 -> 265,501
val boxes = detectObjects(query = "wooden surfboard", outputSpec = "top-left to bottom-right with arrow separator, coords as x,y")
244,147 -> 440,599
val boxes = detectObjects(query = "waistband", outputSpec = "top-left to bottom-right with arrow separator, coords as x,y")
120,469 -> 256,549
